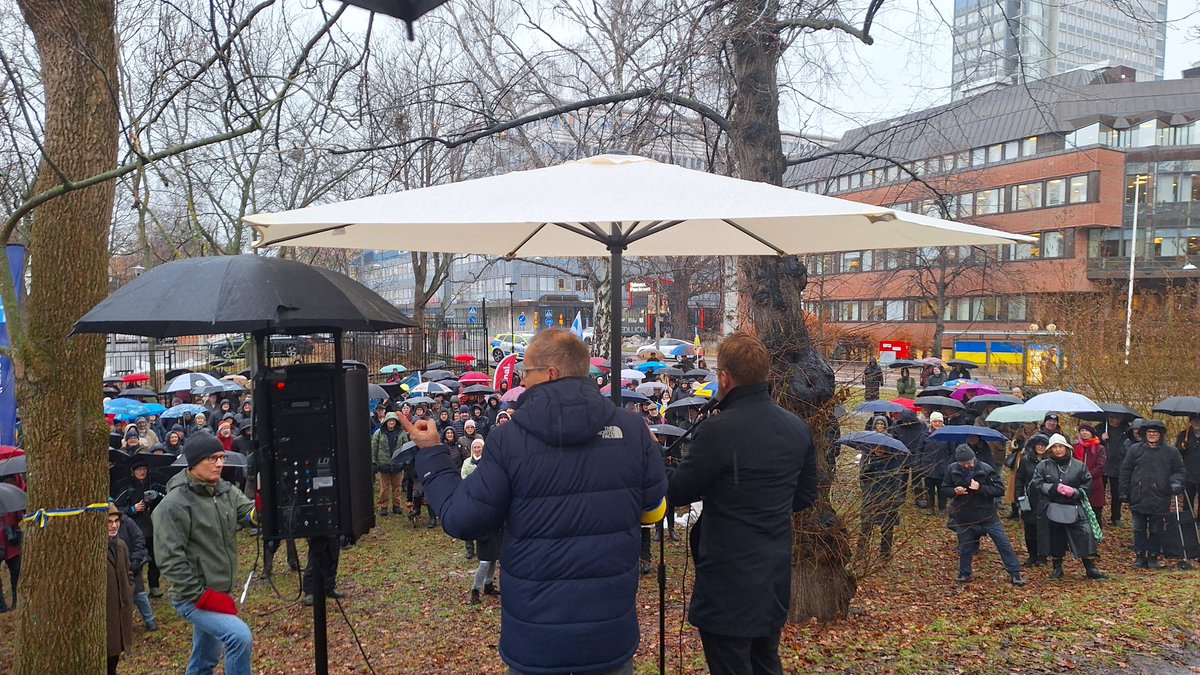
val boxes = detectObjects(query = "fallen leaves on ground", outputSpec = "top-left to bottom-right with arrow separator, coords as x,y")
0,506 -> 1196,674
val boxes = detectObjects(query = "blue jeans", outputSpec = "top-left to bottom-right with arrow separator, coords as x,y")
1131,511 -> 1167,555
955,520 -> 1021,577
171,600 -> 253,675
132,591 -> 155,625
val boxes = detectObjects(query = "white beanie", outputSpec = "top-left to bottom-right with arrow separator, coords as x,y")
1046,433 -> 1071,450
929,411 -> 944,423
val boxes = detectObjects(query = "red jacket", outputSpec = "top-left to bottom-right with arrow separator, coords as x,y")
1074,438 -> 1107,510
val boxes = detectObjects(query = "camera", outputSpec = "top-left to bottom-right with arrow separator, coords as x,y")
144,489 -> 163,503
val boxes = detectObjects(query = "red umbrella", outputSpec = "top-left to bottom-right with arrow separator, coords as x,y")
459,372 -> 491,384
589,357 -> 611,371
891,398 -> 920,412
453,354 -> 477,363
122,373 -> 150,384
0,446 -> 24,460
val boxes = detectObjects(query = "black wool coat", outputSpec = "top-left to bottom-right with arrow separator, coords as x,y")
667,382 -> 818,638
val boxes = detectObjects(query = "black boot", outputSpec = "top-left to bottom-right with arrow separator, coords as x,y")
1084,559 -> 1107,580
668,529 -> 680,543
483,582 -> 499,596
464,541 -> 476,560
651,528 -> 662,542
1049,558 -> 1064,580
470,589 -> 481,605
1146,554 -> 1162,570
427,513 -> 438,529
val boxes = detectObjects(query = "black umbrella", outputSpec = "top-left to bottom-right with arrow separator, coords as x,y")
1074,402 -> 1143,422
380,382 -> 407,398
462,384 -> 496,395
367,383 -> 389,400
391,441 -> 418,466
423,360 -> 447,370
109,448 -> 133,466
425,369 -> 455,382
1152,396 -> 1200,417
917,386 -> 954,398
947,359 -> 980,369
0,455 -> 26,476
684,369 -> 711,379
887,359 -> 919,369
836,431 -> 910,454
965,394 -> 1024,410
914,396 -> 965,410
73,255 -> 418,338
165,368 -> 193,381
338,0 -> 451,39
118,387 -> 157,398
660,367 -> 684,377
666,396 -> 708,411
0,483 -> 26,512
649,424 -> 687,438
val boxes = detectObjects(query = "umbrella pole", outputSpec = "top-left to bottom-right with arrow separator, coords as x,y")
609,240 -> 623,407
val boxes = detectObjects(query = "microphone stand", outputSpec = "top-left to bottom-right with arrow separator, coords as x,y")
656,400 -> 721,675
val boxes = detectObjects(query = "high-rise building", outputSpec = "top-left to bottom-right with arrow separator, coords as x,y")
950,0 -> 1167,99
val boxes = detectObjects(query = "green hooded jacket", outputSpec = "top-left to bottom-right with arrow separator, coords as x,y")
151,469 -> 255,603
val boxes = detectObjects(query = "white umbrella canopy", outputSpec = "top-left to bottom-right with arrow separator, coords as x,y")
247,154 -> 1032,256
245,154 -> 1034,404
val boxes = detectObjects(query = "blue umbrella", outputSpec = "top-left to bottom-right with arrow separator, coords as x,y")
113,402 -> 168,422
614,389 -> 650,404
835,431 -> 909,454
855,400 -> 906,414
636,361 -> 669,373
103,398 -> 143,415
927,425 -> 1009,444
944,378 -> 982,388
160,403 -> 209,420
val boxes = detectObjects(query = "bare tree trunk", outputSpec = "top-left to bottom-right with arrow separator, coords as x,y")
729,0 -> 855,623
14,0 -> 118,672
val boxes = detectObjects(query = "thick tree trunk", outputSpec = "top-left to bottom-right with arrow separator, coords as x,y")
729,0 -> 856,623
15,1 -> 118,673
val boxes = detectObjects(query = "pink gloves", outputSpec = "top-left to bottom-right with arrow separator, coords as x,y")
1055,483 -> 1077,499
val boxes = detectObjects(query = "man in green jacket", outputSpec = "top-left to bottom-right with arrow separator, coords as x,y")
152,433 -> 256,675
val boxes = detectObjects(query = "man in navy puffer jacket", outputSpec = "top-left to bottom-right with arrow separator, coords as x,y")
410,328 -> 668,674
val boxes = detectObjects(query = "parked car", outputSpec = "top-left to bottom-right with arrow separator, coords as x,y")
636,338 -> 691,361
207,334 -> 315,359
582,327 -> 594,344
491,332 -> 535,362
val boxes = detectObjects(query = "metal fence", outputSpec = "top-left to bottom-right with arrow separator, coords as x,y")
103,319 -> 493,387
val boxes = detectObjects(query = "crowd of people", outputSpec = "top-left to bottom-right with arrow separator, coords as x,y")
853,386 -> 1198,588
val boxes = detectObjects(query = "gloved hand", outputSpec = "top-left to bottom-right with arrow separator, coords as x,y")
1055,483 -> 1077,499
1171,483 -> 1184,495
195,589 -> 238,615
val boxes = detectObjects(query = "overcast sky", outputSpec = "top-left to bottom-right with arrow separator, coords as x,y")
782,0 -> 1200,139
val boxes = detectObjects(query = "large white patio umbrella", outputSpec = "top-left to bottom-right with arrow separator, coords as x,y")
246,154 -> 1033,404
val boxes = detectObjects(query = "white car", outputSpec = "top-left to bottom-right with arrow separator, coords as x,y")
636,338 -> 692,361
581,327 -> 594,344
491,332 -> 536,362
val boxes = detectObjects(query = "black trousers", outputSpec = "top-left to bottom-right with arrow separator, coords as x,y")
302,536 -> 341,595
1107,476 -> 1123,522
923,476 -> 947,511
699,630 -> 783,675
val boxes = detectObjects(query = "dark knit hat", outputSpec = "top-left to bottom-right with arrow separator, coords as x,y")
1078,424 -> 1097,436
183,433 -> 223,469
954,445 -> 976,463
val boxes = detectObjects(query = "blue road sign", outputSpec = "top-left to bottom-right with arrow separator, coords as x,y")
544,310 -> 553,325
468,306 -> 478,315
468,316 -> 476,324
517,313 -> 527,328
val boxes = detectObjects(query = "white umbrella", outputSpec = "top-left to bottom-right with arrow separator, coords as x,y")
245,154 -> 1033,405
1023,390 -> 1102,414
164,372 -> 223,393
636,381 -> 668,395
620,369 -> 646,382
410,381 -> 452,395
984,404 -> 1049,425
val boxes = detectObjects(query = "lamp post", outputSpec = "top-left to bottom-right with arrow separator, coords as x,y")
1124,174 -> 1148,365
506,281 -> 517,338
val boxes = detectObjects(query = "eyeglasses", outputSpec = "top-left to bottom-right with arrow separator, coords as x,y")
203,454 -> 227,464
524,366 -> 551,372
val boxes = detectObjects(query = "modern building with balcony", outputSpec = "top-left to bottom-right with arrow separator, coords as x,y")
786,65 -> 1200,367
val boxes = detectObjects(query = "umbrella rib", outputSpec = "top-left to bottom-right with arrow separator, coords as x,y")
552,221 -> 608,242
722,219 -> 787,256
626,220 -> 684,244
505,223 -> 549,258
260,223 -> 351,247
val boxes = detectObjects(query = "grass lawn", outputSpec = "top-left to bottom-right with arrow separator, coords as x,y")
0,498 -> 1196,673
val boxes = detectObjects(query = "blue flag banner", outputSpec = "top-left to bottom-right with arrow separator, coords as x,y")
0,245 -> 26,446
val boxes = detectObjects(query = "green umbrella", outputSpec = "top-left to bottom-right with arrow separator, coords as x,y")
985,403 -> 1049,425
589,365 -> 604,377
380,364 -> 408,374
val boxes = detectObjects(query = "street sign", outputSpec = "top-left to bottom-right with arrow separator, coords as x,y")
518,313 -> 527,328
468,306 -> 477,315
468,316 -> 476,324
544,310 -> 553,325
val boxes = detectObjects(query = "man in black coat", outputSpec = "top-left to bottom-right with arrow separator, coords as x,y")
1120,419 -> 1186,569
668,333 -> 817,675
1100,415 -> 1131,526
941,446 -> 1025,586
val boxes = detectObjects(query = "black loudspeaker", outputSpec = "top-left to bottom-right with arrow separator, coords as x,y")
255,364 -> 375,541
